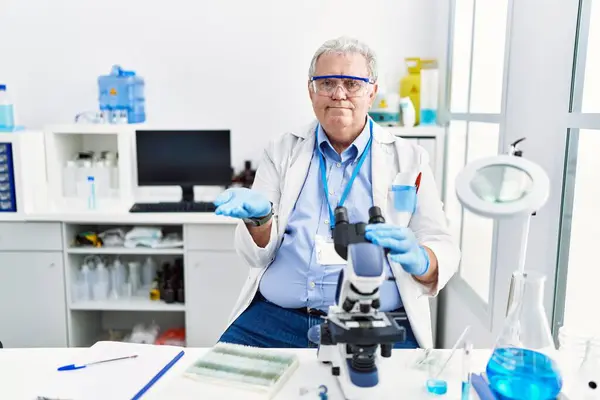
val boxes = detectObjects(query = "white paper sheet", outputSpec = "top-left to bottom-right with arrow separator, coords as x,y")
35,341 -> 184,400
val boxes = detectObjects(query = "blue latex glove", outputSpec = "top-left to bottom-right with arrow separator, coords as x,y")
364,223 -> 430,276
213,188 -> 271,219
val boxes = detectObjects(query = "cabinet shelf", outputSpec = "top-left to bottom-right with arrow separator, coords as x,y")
67,247 -> 184,255
70,298 -> 185,312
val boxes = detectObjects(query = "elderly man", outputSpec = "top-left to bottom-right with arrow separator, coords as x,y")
213,37 -> 460,349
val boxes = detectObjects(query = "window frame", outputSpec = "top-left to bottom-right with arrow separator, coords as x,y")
552,0 -> 599,342
442,0 -> 514,329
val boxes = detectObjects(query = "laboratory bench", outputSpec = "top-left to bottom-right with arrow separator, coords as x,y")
0,346 -> 583,399
0,215 -> 245,349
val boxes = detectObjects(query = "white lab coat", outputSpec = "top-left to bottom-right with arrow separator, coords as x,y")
226,120 -> 460,349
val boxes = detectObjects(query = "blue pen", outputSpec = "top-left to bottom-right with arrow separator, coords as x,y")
58,354 -> 139,371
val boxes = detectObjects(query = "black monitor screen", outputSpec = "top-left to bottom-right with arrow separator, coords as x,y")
136,130 -> 231,187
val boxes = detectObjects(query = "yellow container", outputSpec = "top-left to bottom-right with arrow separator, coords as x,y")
399,58 -> 422,125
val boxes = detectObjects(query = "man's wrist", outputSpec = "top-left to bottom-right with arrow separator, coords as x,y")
414,246 -> 437,284
243,204 -> 273,226
420,246 -> 430,275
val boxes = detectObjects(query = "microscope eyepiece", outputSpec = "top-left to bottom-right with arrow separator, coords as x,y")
368,206 -> 385,224
334,206 -> 350,225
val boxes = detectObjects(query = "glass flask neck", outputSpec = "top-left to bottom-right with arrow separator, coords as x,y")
507,271 -> 545,314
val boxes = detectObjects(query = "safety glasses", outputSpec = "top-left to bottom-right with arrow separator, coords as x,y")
310,74 -> 375,98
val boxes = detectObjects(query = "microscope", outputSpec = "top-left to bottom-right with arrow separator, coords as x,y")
316,206 -> 409,400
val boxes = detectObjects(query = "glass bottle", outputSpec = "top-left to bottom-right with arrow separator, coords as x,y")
574,337 -> 600,399
486,271 -> 563,400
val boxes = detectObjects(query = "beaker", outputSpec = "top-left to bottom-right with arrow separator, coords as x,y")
486,271 -> 563,400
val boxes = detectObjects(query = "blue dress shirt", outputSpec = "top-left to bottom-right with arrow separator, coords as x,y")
259,120 -> 403,312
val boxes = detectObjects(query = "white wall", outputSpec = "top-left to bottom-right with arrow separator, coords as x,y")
0,0 -> 440,171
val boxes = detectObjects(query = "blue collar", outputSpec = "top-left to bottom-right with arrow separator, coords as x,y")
317,118 -> 371,161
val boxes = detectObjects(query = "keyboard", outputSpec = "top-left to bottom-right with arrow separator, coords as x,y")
129,201 -> 217,213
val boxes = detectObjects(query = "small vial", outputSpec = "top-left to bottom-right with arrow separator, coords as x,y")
87,176 -> 96,209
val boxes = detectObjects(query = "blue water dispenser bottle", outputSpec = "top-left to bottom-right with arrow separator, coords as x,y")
98,65 -> 146,123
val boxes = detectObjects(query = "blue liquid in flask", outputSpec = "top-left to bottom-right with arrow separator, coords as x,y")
486,347 -> 562,400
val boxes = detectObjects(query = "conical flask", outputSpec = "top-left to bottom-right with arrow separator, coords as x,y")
486,271 -> 563,400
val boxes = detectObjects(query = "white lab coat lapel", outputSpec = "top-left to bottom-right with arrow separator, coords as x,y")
371,140 -> 389,213
276,131 -> 316,236
370,123 -> 397,217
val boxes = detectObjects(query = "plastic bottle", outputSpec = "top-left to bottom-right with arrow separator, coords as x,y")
62,160 -> 78,197
0,85 -> 15,131
82,257 -> 96,300
420,59 -> 439,125
76,262 -> 92,302
369,88 -> 401,126
399,58 -> 422,125
113,257 -> 127,296
142,256 -> 157,287
93,257 -> 109,300
400,97 -> 416,127
128,261 -> 141,295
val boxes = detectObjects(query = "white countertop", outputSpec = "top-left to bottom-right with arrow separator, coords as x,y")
23,211 -> 238,224
0,346 -> 581,399
0,346 -> 489,400
0,201 -> 238,224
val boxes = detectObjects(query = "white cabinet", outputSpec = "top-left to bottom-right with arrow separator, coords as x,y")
0,252 -> 67,348
185,251 -> 247,347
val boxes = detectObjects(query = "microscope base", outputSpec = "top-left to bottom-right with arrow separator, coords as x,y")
318,343 -> 384,400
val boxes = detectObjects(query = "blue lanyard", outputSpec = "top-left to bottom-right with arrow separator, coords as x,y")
317,119 -> 373,230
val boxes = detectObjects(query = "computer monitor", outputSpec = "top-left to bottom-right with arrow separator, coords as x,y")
135,129 -> 231,202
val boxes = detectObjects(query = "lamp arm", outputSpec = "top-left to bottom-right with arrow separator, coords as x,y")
506,214 -> 533,316
517,214 -> 532,274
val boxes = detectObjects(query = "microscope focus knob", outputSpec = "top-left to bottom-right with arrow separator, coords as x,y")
342,298 -> 356,312
371,298 -> 380,310
381,343 -> 392,358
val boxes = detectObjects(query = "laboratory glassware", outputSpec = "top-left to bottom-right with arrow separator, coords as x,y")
0,84 -> 15,131
575,337 -> 600,400
558,325 -> 592,376
486,271 -> 562,400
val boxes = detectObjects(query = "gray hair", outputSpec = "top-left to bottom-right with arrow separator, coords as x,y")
308,36 -> 378,82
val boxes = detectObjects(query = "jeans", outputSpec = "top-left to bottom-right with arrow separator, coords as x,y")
219,292 -> 419,349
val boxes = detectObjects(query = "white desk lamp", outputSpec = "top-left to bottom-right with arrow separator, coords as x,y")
455,138 -> 550,274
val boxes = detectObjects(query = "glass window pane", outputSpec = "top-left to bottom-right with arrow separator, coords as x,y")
562,129 -> 600,335
459,122 -> 500,302
581,1 -> 600,112
444,121 -> 467,245
469,0 -> 509,113
449,0 -> 475,113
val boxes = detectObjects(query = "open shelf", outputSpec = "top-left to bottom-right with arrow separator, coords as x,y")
70,297 -> 185,312
67,246 -> 184,255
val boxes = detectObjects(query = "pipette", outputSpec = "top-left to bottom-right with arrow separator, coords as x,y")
461,341 -> 473,399
433,325 -> 471,379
